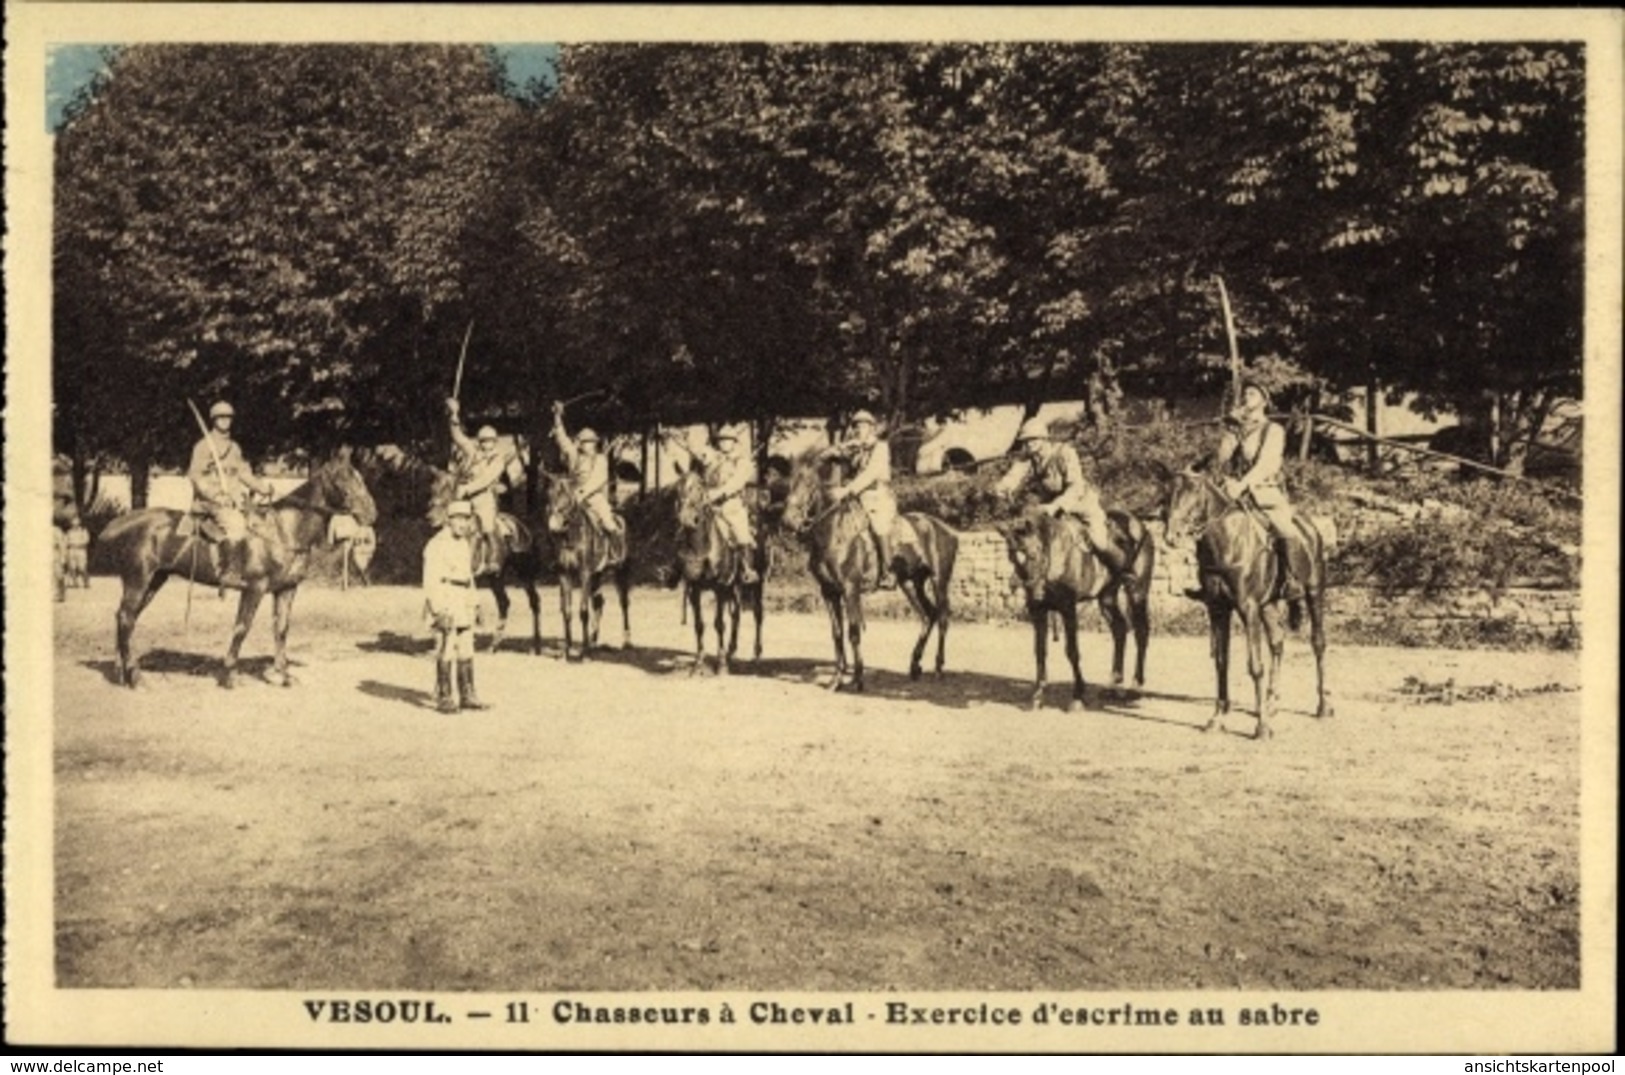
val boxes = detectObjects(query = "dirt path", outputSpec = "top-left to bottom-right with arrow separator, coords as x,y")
51,581 -> 1580,990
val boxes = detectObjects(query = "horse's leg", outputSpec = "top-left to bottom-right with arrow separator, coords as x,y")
1029,603 -> 1049,711
714,589 -> 732,677
932,572 -> 951,678
557,577 -> 575,660
270,587 -> 299,686
688,583 -> 707,676
845,586 -> 866,693
752,581 -> 764,663
1243,604 -> 1271,740
618,564 -> 632,650
724,587 -> 742,664
1099,592 -> 1130,690
487,580 -> 510,654
824,589 -> 847,691
221,587 -> 265,689
1062,603 -> 1090,712
1204,602 -> 1231,733
1131,585 -> 1151,690
116,573 -> 168,688
579,573 -> 597,660
1309,587 -> 1333,718
1261,600 -> 1286,710
902,574 -> 933,682
524,577 -> 543,657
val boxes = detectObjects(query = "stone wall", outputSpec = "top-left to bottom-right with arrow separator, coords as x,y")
942,525 -> 1580,646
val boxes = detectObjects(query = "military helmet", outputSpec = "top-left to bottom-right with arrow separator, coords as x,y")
713,426 -> 739,445
576,427 -> 601,445
209,401 -> 235,419
1015,416 -> 1050,443
446,499 -> 474,518
476,425 -> 499,443
1238,379 -> 1272,410
850,409 -> 877,427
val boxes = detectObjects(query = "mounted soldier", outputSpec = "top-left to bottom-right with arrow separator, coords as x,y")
550,399 -> 626,563
446,397 -> 515,579
1192,379 -> 1306,601
422,499 -> 488,714
187,400 -> 274,588
664,425 -> 760,585
823,409 -> 907,589
996,416 -> 1139,599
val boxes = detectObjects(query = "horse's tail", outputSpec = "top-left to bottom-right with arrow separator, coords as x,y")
1288,598 -> 1304,632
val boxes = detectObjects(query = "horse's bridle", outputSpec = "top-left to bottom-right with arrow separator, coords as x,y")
1166,472 -> 1243,546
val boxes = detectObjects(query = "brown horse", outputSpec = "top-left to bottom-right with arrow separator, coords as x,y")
98,451 -> 378,689
672,466 -> 765,676
427,469 -> 548,655
1004,508 -> 1154,712
543,472 -> 631,660
780,449 -> 959,692
1160,466 -> 1331,738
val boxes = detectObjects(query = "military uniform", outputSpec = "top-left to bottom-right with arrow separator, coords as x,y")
64,518 -> 91,588
675,430 -> 759,584
551,409 -> 623,546
827,411 -> 903,587
187,401 -> 272,585
422,500 -> 487,713
998,417 -> 1136,594
447,400 -> 514,577
1209,384 -> 1305,600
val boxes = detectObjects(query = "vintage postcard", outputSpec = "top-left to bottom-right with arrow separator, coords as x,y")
5,4 -> 1619,1053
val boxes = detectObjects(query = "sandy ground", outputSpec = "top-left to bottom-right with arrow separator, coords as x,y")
50,579 -> 1580,991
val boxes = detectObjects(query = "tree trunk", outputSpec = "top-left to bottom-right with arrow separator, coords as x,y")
129,452 -> 151,510
1365,377 -> 1382,475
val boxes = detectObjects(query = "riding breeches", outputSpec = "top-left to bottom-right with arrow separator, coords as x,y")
1055,497 -> 1112,553
858,486 -> 898,539
582,493 -> 621,534
436,625 -> 476,661
1244,487 -> 1297,541
469,491 -> 498,537
715,496 -> 754,549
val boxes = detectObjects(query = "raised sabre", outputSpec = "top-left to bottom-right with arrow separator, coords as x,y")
451,320 -> 475,401
1214,275 -> 1243,411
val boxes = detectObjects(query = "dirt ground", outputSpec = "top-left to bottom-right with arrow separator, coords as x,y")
50,578 -> 1581,991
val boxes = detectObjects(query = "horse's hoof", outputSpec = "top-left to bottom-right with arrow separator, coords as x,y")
1202,719 -> 1219,734
1029,696 -> 1044,712
717,664 -> 730,678
1254,725 -> 1274,742
123,669 -> 140,689
909,665 -> 922,682
220,673 -> 237,690
1317,704 -> 1335,719
279,672 -> 296,688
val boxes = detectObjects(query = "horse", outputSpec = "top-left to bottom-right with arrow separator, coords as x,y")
98,450 -> 378,689
427,469 -> 548,655
1159,465 -> 1332,739
780,449 -> 959,692
543,472 -> 631,660
671,465 -> 765,676
1004,507 -> 1154,712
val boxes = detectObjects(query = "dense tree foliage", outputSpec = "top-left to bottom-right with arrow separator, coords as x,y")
53,41 -> 1584,505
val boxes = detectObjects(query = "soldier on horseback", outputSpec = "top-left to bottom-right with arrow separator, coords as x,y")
551,400 -> 626,562
664,425 -> 760,585
1191,379 -> 1305,601
187,400 -> 274,588
824,409 -> 903,589
997,416 -> 1139,599
423,499 -> 488,714
446,397 -> 514,579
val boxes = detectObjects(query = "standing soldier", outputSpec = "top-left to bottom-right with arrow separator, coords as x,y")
664,425 -> 760,584
64,509 -> 91,589
824,409 -> 904,589
1195,379 -> 1305,600
446,397 -> 514,578
997,416 -> 1139,598
422,499 -> 488,713
550,400 -> 626,561
187,400 -> 274,588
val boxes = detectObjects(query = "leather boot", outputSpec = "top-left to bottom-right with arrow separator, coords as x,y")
1276,538 -> 1305,601
873,533 -> 897,589
435,660 -> 458,714
457,660 -> 489,711
217,538 -> 247,593
737,547 -> 760,585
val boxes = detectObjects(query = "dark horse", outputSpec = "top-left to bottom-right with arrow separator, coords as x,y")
780,449 -> 959,692
672,466 -> 766,676
428,470 -> 548,655
1004,508 -> 1154,712
1160,466 -> 1331,739
99,451 -> 378,689
543,472 -> 631,660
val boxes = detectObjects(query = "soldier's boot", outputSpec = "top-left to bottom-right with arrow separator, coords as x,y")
457,660 -> 489,711
217,538 -> 248,593
1275,537 -> 1306,602
873,532 -> 897,589
736,541 -> 760,585
1094,542 -> 1140,602
435,660 -> 458,714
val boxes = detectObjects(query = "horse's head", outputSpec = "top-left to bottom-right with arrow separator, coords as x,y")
781,448 -> 834,534
542,471 -> 576,534
673,465 -> 709,532
312,450 -> 378,527
1003,511 -> 1051,601
1160,463 -> 1219,548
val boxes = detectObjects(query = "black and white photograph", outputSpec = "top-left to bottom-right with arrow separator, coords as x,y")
5,5 -> 1619,1054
